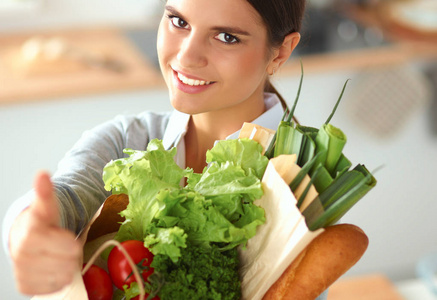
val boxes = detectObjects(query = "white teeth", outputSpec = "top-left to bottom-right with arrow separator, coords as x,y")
177,72 -> 211,86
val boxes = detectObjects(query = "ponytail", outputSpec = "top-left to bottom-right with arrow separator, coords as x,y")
265,78 -> 299,124
265,79 -> 288,111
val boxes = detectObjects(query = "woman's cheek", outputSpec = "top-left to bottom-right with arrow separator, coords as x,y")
157,22 -> 174,71
227,52 -> 266,89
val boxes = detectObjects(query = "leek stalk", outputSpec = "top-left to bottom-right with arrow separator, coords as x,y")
289,151 -> 325,192
308,165 -> 376,230
273,122 -> 304,158
262,65 -> 376,231
314,124 -> 347,177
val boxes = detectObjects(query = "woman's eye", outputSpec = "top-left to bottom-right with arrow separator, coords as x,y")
170,16 -> 188,29
215,33 -> 239,44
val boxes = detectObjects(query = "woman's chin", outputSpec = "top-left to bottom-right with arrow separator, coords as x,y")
170,98 -> 204,115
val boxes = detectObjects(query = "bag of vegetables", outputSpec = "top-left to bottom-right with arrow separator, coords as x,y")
32,67 -> 376,300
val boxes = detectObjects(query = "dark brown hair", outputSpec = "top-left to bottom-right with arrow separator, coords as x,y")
246,0 -> 306,110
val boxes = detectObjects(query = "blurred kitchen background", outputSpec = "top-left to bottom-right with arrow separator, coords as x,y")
1,0 -> 436,299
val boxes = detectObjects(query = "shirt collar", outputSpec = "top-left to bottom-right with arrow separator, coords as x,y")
226,93 -> 283,140
162,92 -> 284,150
162,109 -> 191,150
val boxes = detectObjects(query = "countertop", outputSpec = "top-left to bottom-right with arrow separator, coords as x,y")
328,274 -> 437,300
1,4 -> 436,106
0,27 -> 164,104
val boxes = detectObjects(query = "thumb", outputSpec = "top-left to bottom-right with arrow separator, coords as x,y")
30,171 -> 61,227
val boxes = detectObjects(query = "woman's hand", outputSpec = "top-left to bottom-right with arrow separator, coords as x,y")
8,171 -> 82,295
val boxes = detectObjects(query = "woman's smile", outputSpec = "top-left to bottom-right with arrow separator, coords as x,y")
157,0 -> 272,116
172,68 -> 216,94
176,70 -> 212,86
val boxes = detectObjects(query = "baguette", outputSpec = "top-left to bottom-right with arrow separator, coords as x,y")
263,223 -> 369,300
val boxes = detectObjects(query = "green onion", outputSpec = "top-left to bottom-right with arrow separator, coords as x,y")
318,166 -> 369,209
289,151 -> 325,192
324,79 -> 350,125
307,165 -> 376,230
314,124 -> 347,177
333,154 -> 352,178
296,166 -> 323,209
273,121 -> 304,158
264,109 -> 288,158
286,61 -> 304,123
311,165 -> 333,193
266,61 -> 304,158
260,65 -> 376,231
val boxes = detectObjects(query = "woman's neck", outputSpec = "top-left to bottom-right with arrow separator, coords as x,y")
184,96 -> 266,173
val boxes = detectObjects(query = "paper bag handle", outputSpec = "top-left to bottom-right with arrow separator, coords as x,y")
82,240 -> 146,300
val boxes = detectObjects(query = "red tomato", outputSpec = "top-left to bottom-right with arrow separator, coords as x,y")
82,264 -> 113,300
107,240 -> 154,290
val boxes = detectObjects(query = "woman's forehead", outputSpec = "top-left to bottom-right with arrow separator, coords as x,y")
165,0 -> 265,31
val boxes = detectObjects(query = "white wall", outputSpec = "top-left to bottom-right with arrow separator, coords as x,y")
0,0 -> 163,33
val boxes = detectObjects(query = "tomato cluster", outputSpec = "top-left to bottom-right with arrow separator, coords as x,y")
82,240 -> 158,300
82,264 -> 113,300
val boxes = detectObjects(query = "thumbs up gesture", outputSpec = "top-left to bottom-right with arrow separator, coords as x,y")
9,172 -> 82,295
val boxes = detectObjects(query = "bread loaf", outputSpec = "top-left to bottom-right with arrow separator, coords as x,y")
263,224 -> 369,300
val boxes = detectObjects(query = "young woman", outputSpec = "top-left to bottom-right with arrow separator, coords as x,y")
3,0 -> 329,299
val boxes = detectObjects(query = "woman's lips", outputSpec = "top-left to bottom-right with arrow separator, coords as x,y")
177,72 -> 211,86
172,70 -> 215,94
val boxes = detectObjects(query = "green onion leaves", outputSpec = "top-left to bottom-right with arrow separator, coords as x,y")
267,69 -> 376,230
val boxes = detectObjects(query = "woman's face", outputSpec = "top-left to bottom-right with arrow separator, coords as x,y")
157,0 -> 274,116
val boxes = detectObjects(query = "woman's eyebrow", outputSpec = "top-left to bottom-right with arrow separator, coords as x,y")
165,5 -> 184,17
211,25 -> 251,36
164,5 -> 251,36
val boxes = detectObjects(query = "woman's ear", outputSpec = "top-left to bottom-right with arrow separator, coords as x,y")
268,32 -> 300,75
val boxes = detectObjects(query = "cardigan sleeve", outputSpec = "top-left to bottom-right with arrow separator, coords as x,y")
2,111 -> 171,256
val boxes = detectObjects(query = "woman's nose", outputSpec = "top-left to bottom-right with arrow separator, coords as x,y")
177,33 -> 208,69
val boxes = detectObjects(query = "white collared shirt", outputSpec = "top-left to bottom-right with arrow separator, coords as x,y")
164,92 -> 283,169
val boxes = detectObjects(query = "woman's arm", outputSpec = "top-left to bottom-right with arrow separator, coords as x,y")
3,112 -> 169,296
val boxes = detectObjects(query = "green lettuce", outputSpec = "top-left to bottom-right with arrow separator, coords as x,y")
102,138 -> 267,261
205,138 -> 269,179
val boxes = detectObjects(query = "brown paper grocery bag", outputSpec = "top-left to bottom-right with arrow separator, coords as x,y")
239,156 -> 324,300
31,149 -> 323,300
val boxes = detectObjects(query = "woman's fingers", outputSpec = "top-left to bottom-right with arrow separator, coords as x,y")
9,171 -> 82,296
13,244 -> 79,295
30,171 -> 60,227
